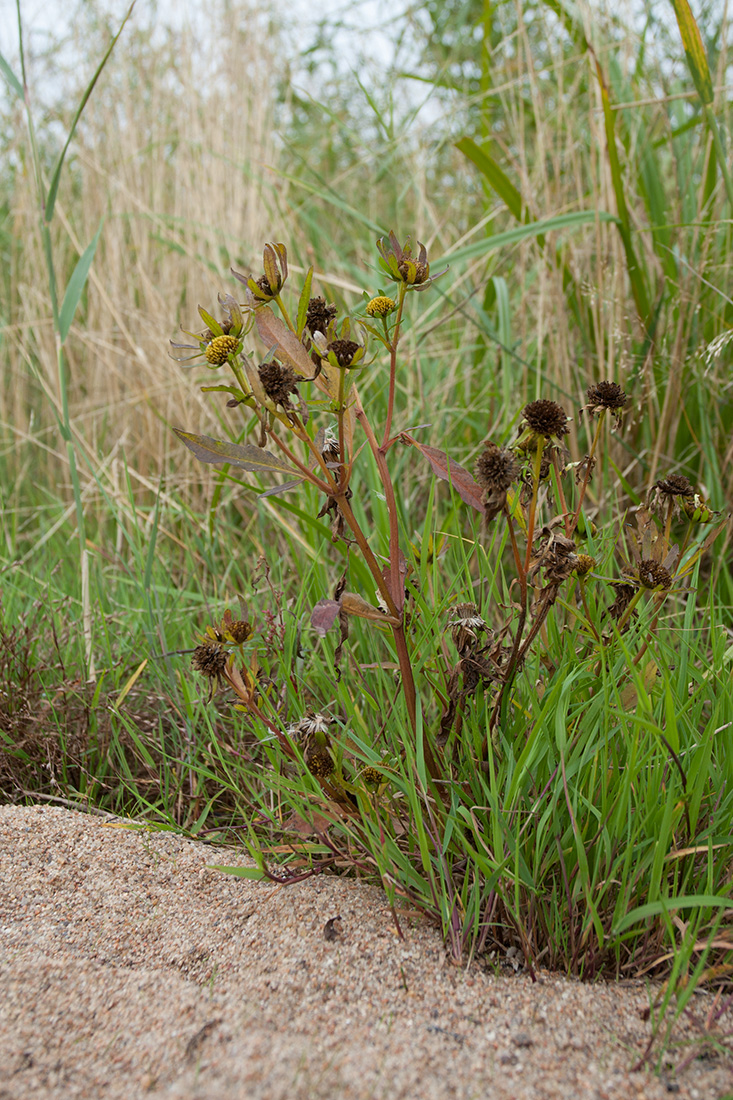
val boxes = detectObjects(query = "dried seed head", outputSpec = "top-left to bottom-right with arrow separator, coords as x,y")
448,602 -> 487,656
258,361 -> 300,406
307,750 -> 335,779
361,766 -> 382,785
192,642 -> 228,679
328,338 -> 361,368
474,443 -> 519,492
607,582 -> 637,624
305,296 -> 338,335
521,399 -> 571,441
575,554 -> 596,577
586,380 -> 628,409
205,334 -> 239,366
653,474 -> 694,498
474,442 -> 519,523
583,380 -> 629,430
637,559 -> 673,590
366,295 -> 396,317
228,620 -> 252,644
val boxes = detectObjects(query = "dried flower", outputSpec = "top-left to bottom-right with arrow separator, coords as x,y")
311,317 -> 367,370
582,381 -> 629,429
376,231 -> 447,292
447,603 -> 488,657
258,361 -> 300,408
305,296 -> 338,336
575,554 -> 596,577
307,750 -> 335,779
636,559 -> 673,590
649,474 -> 696,520
191,642 -> 229,701
606,582 -> 637,626
519,399 -> 571,446
366,295 -> 396,317
474,442 -> 519,521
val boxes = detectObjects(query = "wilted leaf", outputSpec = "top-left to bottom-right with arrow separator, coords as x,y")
340,591 -> 400,626
311,599 -> 341,636
173,428 -> 301,477
403,436 -> 484,513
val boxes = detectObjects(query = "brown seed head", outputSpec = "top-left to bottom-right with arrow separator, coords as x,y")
575,554 -> 596,577
305,296 -> 338,335
205,334 -> 239,366
521,399 -> 570,440
361,766 -> 382,785
474,443 -> 519,492
228,620 -> 252,644
638,559 -> 673,590
328,338 -> 361,368
308,750 -> 335,779
653,474 -> 694,498
585,380 -> 628,412
192,642 -> 228,679
258,361 -> 300,406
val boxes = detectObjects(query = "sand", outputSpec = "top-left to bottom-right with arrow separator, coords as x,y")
1,803 -> 731,1099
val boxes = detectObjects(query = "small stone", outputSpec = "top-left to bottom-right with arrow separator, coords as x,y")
513,1031 -> 533,1048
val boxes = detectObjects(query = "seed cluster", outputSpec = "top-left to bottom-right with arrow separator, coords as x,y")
328,339 -> 361,368
258,362 -> 300,406
306,296 -> 338,335
205,334 -> 239,365
522,399 -> 570,439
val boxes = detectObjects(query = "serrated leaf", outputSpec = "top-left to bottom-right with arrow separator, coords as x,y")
404,437 -> 484,513
172,428 -> 301,477
59,220 -> 103,343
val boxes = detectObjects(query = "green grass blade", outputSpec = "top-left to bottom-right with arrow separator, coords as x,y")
45,1 -> 136,223
59,220 -> 103,343
0,50 -> 23,99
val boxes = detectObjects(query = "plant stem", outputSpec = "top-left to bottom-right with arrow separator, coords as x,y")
381,285 -> 406,449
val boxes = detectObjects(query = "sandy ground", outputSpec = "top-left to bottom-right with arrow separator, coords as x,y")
1,803 -> 732,1100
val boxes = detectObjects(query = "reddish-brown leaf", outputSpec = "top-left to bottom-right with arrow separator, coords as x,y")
311,598 -> 341,636
403,436 -> 484,513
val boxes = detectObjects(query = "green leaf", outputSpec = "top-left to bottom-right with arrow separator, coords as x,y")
45,1 -> 136,224
671,0 -> 714,104
455,138 -> 523,221
207,864 -> 266,880
437,210 -> 617,267
0,50 -> 24,100
172,428 -> 303,477
296,266 -> 314,337
614,894 -> 733,935
58,220 -> 103,343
